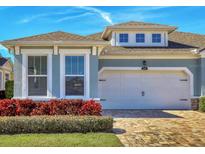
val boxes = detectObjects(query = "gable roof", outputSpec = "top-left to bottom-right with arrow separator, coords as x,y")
1,31 -> 106,46
2,31 -> 88,42
86,31 -> 205,55
0,57 -> 9,66
108,21 -> 177,29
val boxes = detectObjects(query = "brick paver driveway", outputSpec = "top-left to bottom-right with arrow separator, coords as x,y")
103,110 -> 205,147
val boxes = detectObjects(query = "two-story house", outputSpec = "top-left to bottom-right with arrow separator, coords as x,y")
1,21 -> 205,109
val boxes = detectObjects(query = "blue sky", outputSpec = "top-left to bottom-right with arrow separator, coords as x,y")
0,6 -> 205,60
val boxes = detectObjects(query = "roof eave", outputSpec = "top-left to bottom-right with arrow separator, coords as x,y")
0,40 -> 109,47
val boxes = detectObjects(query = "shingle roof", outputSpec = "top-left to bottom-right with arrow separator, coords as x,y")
86,31 -> 205,55
108,21 -> 177,29
1,31 -> 101,43
0,57 -> 8,66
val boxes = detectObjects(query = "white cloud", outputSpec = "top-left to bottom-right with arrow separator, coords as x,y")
76,6 -> 113,25
19,13 -> 50,23
18,6 -> 114,25
56,12 -> 93,23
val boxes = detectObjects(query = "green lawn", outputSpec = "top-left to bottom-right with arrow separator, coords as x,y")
0,133 -> 123,147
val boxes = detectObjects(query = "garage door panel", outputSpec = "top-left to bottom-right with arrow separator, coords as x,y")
99,70 -> 191,109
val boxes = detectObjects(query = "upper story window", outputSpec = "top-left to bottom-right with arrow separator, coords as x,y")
136,33 -> 145,43
119,33 -> 128,43
152,34 -> 161,43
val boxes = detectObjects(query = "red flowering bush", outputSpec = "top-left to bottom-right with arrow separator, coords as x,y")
15,99 -> 36,116
30,102 -> 50,115
49,99 -> 84,115
0,99 -> 16,116
0,99 -> 102,116
80,100 -> 102,116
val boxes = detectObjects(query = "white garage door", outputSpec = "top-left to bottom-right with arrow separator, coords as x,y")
99,70 -> 191,109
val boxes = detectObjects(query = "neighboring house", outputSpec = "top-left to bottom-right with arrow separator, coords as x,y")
1,21 -> 205,109
0,57 -> 13,90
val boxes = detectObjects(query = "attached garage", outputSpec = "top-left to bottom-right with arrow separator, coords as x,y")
98,67 -> 192,109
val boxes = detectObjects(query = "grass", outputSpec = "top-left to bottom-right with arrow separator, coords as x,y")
0,133 -> 123,147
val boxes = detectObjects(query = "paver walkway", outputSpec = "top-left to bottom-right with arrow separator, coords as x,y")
103,110 -> 205,147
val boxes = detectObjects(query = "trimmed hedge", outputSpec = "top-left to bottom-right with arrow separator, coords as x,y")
199,96 -> 205,112
0,99 -> 102,116
5,80 -> 13,99
0,116 -> 113,134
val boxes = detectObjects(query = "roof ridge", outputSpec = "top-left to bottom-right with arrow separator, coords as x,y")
111,21 -> 176,27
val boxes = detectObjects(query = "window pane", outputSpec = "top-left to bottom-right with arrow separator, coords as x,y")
72,56 -> 78,74
5,73 -> 9,81
119,34 -> 128,42
65,56 -> 84,75
65,56 -> 72,75
28,56 -> 47,75
136,34 -> 145,43
28,56 -> 34,75
35,56 -> 41,74
152,34 -> 161,43
79,56 -> 84,75
65,76 -> 84,96
28,77 -> 47,96
41,56 -> 47,75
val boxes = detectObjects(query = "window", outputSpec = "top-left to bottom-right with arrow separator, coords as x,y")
5,73 -> 10,81
136,34 -> 145,43
65,56 -> 84,96
152,34 -> 161,43
28,56 -> 47,96
0,71 -> 2,90
119,33 -> 128,43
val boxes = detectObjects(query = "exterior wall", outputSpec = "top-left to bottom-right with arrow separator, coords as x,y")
90,55 -> 98,98
99,59 -> 201,96
13,53 -> 99,99
111,31 -> 168,47
13,55 -> 22,97
201,58 -> 205,96
52,55 -> 60,98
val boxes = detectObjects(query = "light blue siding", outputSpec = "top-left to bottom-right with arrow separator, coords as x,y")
52,55 -> 60,98
90,55 -> 98,98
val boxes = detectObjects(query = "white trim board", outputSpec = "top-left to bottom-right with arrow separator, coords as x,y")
22,53 -> 52,98
59,50 -> 90,99
99,67 -> 194,97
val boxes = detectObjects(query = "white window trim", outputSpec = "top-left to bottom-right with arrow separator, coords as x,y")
0,70 -> 3,90
60,50 -> 90,99
22,52 -> 52,99
4,70 -> 10,81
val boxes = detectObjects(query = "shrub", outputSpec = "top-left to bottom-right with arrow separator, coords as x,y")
0,99 -> 16,116
15,99 -> 36,116
5,80 -> 13,99
49,99 -> 84,115
0,116 -> 113,134
30,102 -> 50,115
80,100 -> 102,116
0,99 -> 102,116
199,96 -> 205,112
